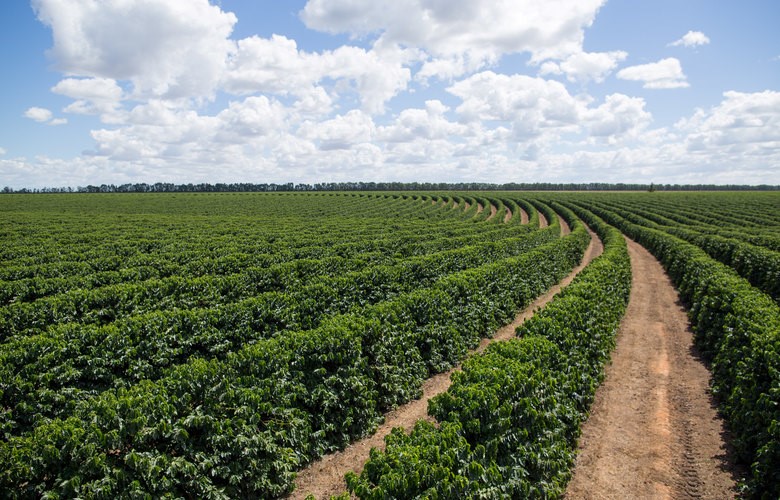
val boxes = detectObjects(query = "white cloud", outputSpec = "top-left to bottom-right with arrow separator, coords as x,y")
585,93 -> 652,140
447,71 -> 582,140
540,50 -> 628,83
224,35 -> 412,115
52,77 -> 124,119
299,110 -> 375,150
378,100 -> 469,143
416,54 -> 486,82
670,30 -> 710,48
301,0 -> 607,78
24,107 -> 53,123
23,107 -> 67,125
51,77 -> 123,102
215,96 -> 289,142
8,86 -> 780,187
0,147 -> 6,156
680,90 -> 780,153
32,0 -> 237,99
617,58 -> 689,89
224,35 -> 321,96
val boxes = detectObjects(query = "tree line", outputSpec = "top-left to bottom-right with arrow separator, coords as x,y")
2,181 -> 778,194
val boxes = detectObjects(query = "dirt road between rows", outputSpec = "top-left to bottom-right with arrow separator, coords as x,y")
486,203 -> 498,220
292,218 -> 599,499
565,238 -> 739,499
520,208 -> 529,224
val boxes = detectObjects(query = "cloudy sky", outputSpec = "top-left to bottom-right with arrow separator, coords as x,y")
1,0 -> 779,188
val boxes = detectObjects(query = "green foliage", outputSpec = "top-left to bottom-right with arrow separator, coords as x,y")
0,193 -> 587,498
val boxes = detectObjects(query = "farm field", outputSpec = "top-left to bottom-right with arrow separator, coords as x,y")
0,191 -> 778,498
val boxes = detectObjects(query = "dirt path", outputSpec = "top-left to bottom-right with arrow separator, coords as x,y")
520,208 -> 529,225
539,211 -> 549,228
292,218 -> 600,499
477,203 -> 484,213
565,238 -> 738,500
504,208 -> 512,223
559,216 -> 571,236
485,204 -> 498,221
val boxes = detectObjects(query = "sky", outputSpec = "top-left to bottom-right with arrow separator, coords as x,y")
1,0 -> 779,188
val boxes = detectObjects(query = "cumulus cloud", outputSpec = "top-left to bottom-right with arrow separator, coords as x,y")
447,72 -> 582,138
51,77 -> 122,102
32,0 -> 414,119
9,90 -> 780,187
539,50 -> 628,83
680,90 -> 780,153
670,31 -> 710,48
617,58 -> 689,89
378,100 -> 469,143
216,96 -> 289,142
24,107 -> 53,123
224,34 -> 412,114
89,94 -> 294,162
584,93 -> 652,140
299,110 -> 376,150
301,0 -> 607,78
52,77 -> 124,119
24,106 -> 67,125
32,0 -> 237,98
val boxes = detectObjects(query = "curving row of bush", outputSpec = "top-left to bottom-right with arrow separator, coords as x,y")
589,199 -> 780,302
344,207 -> 632,498
0,224 -> 561,438
578,200 -> 780,498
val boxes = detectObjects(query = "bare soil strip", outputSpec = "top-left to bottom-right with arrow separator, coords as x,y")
477,203 -> 484,213
520,208 -> 529,225
485,204 -> 498,221
292,218 -> 600,499
539,211 -> 549,228
559,216 -> 571,236
564,238 -> 738,500
504,209 -> 512,223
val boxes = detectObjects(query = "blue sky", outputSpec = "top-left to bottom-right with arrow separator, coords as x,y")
1,0 -> 778,188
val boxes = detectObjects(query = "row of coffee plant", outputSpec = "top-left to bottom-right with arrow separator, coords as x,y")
344,204 -> 631,498
1,193 -> 576,498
